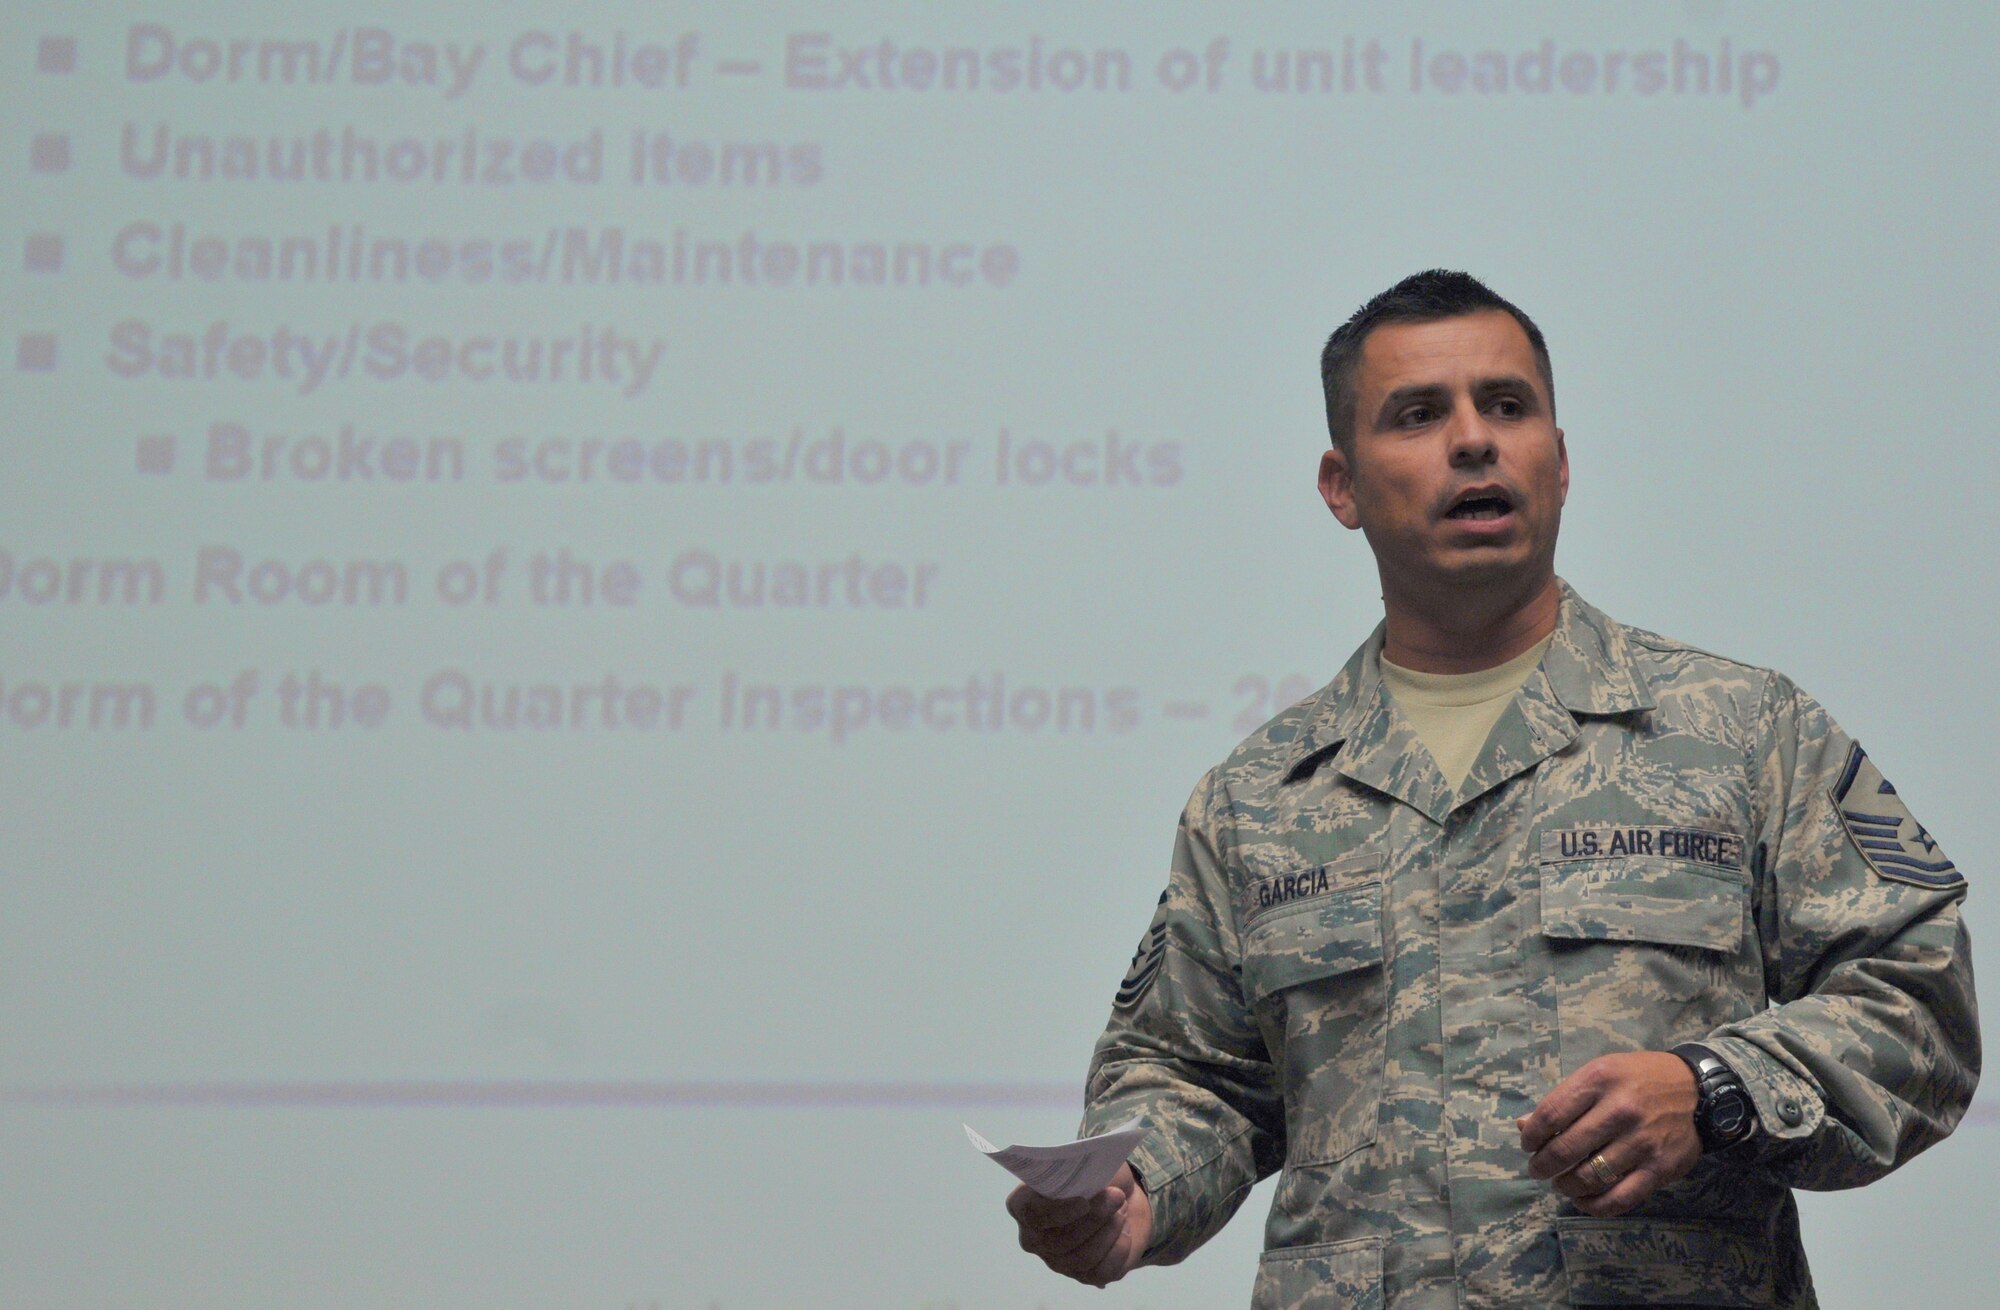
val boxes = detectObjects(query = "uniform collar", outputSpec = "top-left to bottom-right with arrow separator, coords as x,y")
1537,580 -> 1656,718
1281,580 -> 1655,797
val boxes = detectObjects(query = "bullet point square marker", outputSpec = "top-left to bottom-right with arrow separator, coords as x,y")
17,334 -> 57,371
31,133 -> 71,173
25,234 -> 64,272
136,435 -> 177,475
38,36 -> 78,74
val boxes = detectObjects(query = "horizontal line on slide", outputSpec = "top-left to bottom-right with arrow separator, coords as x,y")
0,1079 -> 1083,1110
6,1083 -> 1995,1127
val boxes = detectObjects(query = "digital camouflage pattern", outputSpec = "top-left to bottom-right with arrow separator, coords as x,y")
1082,584 -> 1979,1309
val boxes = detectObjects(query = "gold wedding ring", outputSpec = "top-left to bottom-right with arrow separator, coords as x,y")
1581,1152 -> 1621,1191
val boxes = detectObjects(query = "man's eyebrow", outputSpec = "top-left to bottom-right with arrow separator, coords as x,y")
1473,374 -> 1542,401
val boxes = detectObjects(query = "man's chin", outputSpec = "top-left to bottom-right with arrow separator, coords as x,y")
1411,552 -> 1557,602
1433,551 -> 1535,584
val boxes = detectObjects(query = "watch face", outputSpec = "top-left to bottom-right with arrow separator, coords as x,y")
1711,1090 -> 1751,1138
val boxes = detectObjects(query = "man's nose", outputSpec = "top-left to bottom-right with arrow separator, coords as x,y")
1446,403 -> 1499,465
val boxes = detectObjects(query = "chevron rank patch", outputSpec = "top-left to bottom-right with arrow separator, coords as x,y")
1831,743 -> 1962,889
1114,889 -> 1169,1009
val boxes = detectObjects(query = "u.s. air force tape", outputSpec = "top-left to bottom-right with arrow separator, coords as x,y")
1539,825 -> 1744,869
1114,890 -> 1169,1009
1832,742 -> 1962,889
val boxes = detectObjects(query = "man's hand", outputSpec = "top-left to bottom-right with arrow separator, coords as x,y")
1006,1163 -> 1153,1287
1516,1051 -> 1702,1218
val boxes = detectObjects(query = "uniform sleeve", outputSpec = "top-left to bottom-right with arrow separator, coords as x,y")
1706,673 -> 1980,1189
1080,770 -> 1285,1264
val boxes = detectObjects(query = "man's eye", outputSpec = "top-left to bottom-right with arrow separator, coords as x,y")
1492,398 -> 1523,418
1401,406 -> 1436,425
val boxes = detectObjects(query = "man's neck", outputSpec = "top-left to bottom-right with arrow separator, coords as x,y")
1377,572 -> 1562,674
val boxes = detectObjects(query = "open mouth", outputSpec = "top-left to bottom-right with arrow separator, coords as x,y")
1445,490 -> 1515,521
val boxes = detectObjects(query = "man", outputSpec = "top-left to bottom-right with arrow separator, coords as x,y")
1005,271 -> 1978,1308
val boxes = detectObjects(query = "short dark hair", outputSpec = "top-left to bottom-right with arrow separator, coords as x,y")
1319,270 -> 1554,449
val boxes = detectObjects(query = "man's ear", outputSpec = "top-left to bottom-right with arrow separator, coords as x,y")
1319,444 -> 1362,530
1556,427 -> 1569,505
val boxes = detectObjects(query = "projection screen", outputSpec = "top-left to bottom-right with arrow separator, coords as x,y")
2,3 -> 1992,1307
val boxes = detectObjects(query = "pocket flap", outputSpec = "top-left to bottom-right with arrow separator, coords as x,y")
1242,882 -> 1383,1000
1541,856 -> 1745,952
1254,1236 -> 1384,1310
1556,1217 -> 1776,1306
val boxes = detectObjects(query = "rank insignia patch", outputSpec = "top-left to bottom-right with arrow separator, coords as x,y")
1114,890 -> 1169,1009
1832,743 -> 1962,889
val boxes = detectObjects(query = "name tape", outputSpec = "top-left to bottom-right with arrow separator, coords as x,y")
1542,825 -> 1743,869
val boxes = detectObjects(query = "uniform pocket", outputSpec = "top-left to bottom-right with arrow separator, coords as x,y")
1540,855 -> 1747,952
1241,879 -> 1384,1166
1556,1217 -> 1776,1306
1252,1236 -> 1384,1310
1540,855 -> 1750,1075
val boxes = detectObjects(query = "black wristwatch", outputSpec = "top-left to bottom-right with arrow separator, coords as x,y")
1671,1043 -> 1759,1152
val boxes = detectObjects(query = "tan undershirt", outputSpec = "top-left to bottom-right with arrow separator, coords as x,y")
1381,635 -> 1555,790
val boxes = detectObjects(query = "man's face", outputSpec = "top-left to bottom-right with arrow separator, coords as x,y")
1318,310 -> 1568,600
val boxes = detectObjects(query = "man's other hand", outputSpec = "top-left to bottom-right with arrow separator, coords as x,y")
1516,1051 -> 1702,1218
1007,1163 -> 1153,1287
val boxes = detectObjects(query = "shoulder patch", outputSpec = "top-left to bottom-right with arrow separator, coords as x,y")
1831,743 -> 1962,889
1113,890 -> 1169,1009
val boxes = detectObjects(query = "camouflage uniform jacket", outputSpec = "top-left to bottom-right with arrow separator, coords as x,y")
1082,583 -> 1978,1310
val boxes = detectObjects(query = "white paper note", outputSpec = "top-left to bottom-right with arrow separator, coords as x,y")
963,1116 -> 1147,1199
